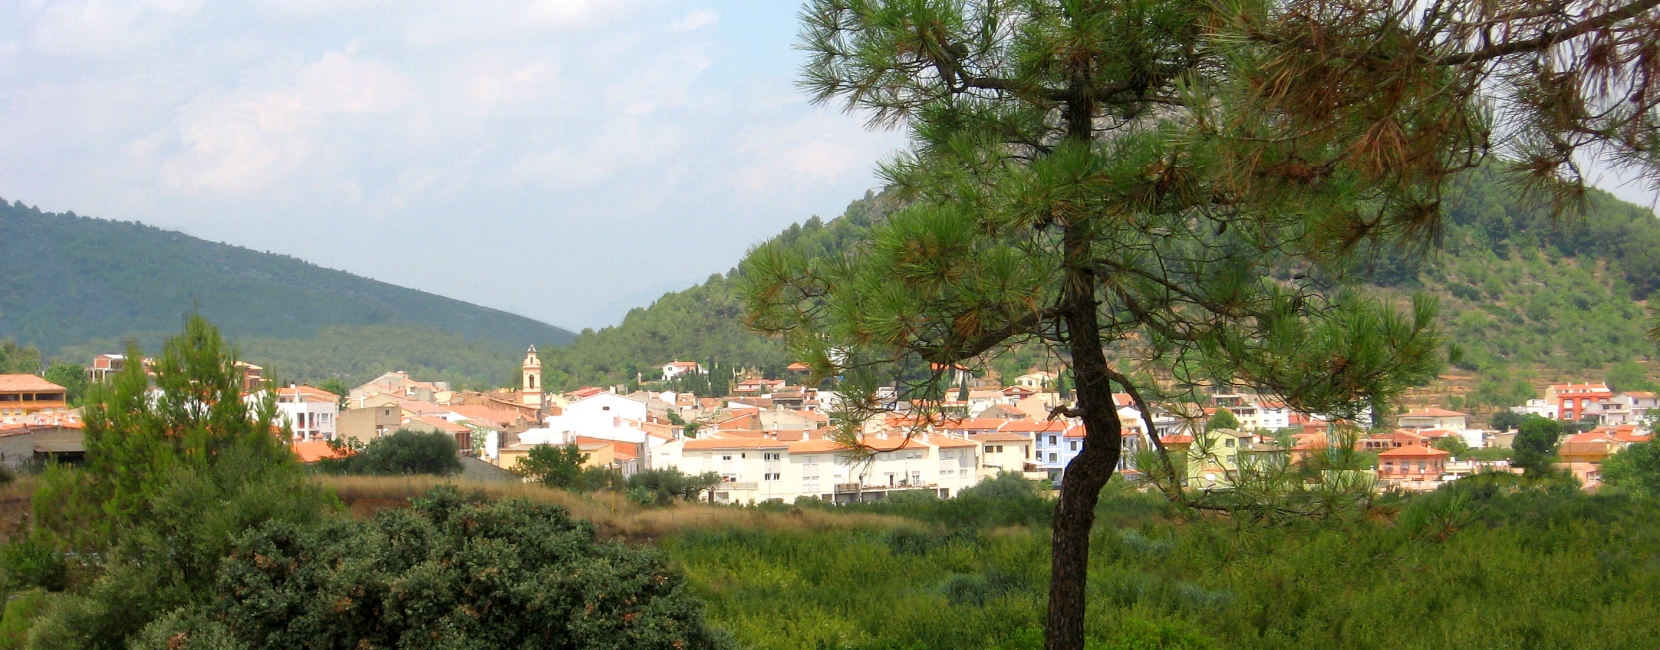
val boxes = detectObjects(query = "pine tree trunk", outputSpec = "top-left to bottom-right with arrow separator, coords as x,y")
1045,211 -> 1124,650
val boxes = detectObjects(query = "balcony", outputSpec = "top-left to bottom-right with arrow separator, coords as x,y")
725,481 -> 758,490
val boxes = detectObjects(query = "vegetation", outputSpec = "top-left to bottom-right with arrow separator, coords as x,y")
514,443 -> 590,490
0,197 -> 573,383
626,469 -> 725,507
1,316 -> 725,649
1202,410 -> 1239,433
132,487 -> 733,650
1514,415 -> 1564,476
1602,441 -> 1660,495
669,481 -> 1660,650
313,429 -> 463,477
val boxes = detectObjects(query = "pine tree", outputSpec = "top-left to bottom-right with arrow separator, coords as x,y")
742,1 -> 1660,647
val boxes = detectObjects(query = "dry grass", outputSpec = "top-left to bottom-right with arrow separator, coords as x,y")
311,475 -> 906,544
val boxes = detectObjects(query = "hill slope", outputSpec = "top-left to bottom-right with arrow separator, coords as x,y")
545,171 -> 1660,400
1,199 -> 575,387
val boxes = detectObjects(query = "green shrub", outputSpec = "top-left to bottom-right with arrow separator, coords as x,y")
0,589 -> 51,650
132,487 -> 732,649
313,428 -> 461,476
0,539 -> 65,592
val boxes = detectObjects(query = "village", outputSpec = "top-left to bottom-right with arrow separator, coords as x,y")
0,347 -> 1650,500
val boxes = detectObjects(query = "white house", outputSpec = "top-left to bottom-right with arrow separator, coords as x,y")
275,385 -> 339,441
1511,399 -> 1559,420
1256,401 -> 1292,431
651,433 -> 982,504
1397,408 -> 1468,431
662,360 -> 704,380
1013,371 -> 1057,389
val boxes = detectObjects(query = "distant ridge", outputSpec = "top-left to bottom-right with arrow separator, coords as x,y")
0,199 -> 577,356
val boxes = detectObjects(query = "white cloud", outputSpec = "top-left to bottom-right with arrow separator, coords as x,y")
670,9 -> 717,32
26,0 -> 203,58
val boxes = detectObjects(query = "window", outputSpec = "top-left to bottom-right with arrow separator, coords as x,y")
1048,435 -> 1058,445
1224,438 -> 1235,448
602,405 -> 610,411
763,452 -> 781,461
1049,452 -> 1058,462
1417,461 -> 1427,472
721,455 -> 733,461
764,472 -> 781,481
1069,441 -> 1078,451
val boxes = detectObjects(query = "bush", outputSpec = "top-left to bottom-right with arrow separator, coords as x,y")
0,537 -> 66,592
131,487 -> 733,649
627,469 -> 722,506
314,429 -> 461,476
513,443 -> 586,489
0,589 -> 50,650
1601,441 -> 1660,495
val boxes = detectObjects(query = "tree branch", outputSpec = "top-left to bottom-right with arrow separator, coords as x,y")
1437,0 -> 1660,65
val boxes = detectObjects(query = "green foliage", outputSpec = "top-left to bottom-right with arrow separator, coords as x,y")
1514,415 -> 1564,476
21,315 -> 338,649
1431,436 -> 1471,457
626,469 -> 723,506
130,487 -> 733,650
1488,410 -> 1526,432
1203,410 -> 1239,433
0,589 -> 50,650
1606,361 -> 1657,394
0,198 -> 574,355
671,486 -> 1660,650
39,365 -> 86,407
0,538 -> 66,593
0,341 -> 43,375
540,196 -> 892,389
312,428 -> 462,476
1602,442 -> 1660,495
514,443 -> 588,490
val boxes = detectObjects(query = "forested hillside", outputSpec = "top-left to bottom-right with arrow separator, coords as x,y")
545,170 -> 1660,401
0,198 -> 576,389
538,192 -> 897,388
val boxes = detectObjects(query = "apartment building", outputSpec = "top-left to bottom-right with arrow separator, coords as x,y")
275,385 -> 340,441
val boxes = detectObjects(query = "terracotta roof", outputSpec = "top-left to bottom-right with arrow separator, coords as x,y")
999,420 -> 1067,433
1401,408 -> 1467,417
290,441 -> 346,462
929,435 -> 979,448
1160,434 -> 1194,445
683,437 -> 789,450
788,439 -> 845,453
0,375 -> 65,392
1377,445 -> 1450,458
279,385 -> 340,403
415,416 -> 469,434
786,362 -> 811,371
938,418 -> 1008,431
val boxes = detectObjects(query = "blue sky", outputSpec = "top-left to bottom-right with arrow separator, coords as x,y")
0,0 -> 906,329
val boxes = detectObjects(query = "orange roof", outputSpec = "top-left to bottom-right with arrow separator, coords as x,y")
0,375 -> 65,392
1160,434 -> 1194,445
863,435 -> 928,452
938,418 -> 1008,431
683,437 -> 789,450
279,385 -> 340,403
1401,407 -> 1467,417
415,416 -> 469,434
786,362 -> 811,371
1063,425 -> 1088,438
1377,445 -> 1450,458
788,439 -> 845,453
929,435 -> 979,448
291,441 -> 346,462
999,420 -> 1067,433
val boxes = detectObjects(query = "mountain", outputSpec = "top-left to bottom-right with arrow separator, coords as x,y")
0,198 -> 575,387
544,170 -> 1660,406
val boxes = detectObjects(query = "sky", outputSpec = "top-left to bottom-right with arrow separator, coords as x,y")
3,2 -> 1657,333
0,0 -> 908,330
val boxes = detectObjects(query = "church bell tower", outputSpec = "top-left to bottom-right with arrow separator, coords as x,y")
520,346 -> 543,408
